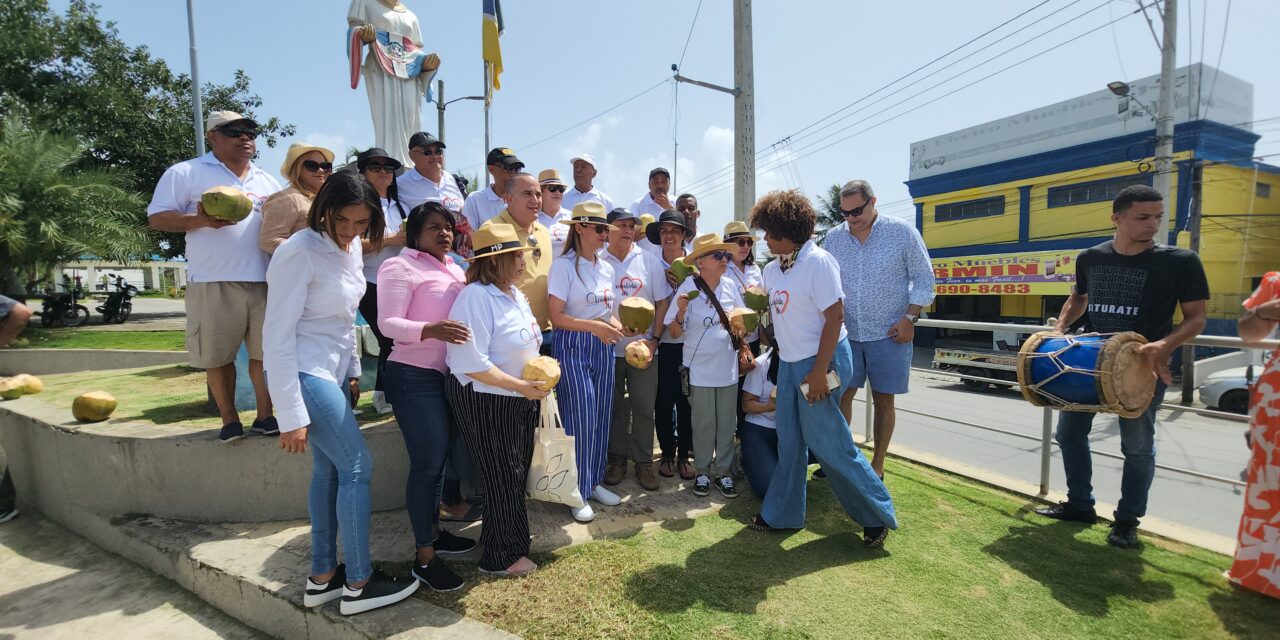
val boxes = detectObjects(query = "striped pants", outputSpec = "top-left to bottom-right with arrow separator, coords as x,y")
445,376 -> 538,572
553,328 -> 616,499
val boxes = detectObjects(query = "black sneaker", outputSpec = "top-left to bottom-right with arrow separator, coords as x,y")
340,569 -> 419,615
693,474 -> 711,497
716,475 -> 739,499
1107,520 -> 1141,549
219,421 -> 244,444
250,416 -> 280,436
303,564 -> 346,607
0,508 -> 19,524
1034,501 -> 1098,524
432,529 -> 477,555
412,556 -> 464,592
863,526 -> 889,549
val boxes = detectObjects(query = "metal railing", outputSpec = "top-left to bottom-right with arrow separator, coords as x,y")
854,318 -> 1274,495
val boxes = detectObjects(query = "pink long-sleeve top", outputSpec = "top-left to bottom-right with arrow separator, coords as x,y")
376,247 -> 467,372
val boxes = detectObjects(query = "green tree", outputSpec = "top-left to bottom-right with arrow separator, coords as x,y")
0,0 -> 295,259
0,119 -> 151,294
814,183 -> 844,244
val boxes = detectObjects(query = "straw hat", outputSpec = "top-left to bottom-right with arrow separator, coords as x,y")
538,168 -> 566,186
280,142 -> 335,178
467,223 -> 536,261
723,220 -> 754,242
638,213 -> 656,235
558,202 -> 617,230
685,233 -> 737,263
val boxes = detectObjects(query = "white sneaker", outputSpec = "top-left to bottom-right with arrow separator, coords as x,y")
371,391 -> 393,415
591,485 -> 621,506
571,503 -> 596,522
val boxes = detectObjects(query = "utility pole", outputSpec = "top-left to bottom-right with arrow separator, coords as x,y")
1152,0 -> 1177,244
437,79 -> 446,144
1181,158 -> 1203,403
733,0 -> 755,222
186,0 -> 205,155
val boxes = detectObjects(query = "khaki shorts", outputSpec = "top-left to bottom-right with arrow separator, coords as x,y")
185,281 -> 267,368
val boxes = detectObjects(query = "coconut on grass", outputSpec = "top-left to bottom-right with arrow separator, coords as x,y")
523,356 -> 561,391
72,391 -> 118,422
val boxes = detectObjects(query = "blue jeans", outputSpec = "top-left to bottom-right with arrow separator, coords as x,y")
761,340 -> 897,530
383,361 -> 451,549
1055,382 -> 1166,524
739,419 -> 778,498
300,373 -> 374,582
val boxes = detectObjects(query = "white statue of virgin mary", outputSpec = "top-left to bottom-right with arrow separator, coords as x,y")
347,0 -> 440,165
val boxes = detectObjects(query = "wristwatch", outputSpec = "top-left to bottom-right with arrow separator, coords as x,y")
905,313 -> 920,325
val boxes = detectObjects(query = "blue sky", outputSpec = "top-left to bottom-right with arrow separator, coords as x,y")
72,0 -> 1278,235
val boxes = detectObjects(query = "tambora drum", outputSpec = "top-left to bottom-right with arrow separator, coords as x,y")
1016,332 -> 1156,418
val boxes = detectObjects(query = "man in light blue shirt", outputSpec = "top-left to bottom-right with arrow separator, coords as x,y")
822,180 -> 935,477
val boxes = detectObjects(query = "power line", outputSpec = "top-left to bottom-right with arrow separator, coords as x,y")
1202,0 -> 1232,121
676,0 -> 705,72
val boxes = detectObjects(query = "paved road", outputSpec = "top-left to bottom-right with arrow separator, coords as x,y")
880,364 -> 1250,540
0,513 -> 261,639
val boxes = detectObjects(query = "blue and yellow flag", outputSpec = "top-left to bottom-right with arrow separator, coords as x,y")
482,0 -> 504,102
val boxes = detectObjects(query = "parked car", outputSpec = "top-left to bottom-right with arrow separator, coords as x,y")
1198,367 -> 1256,415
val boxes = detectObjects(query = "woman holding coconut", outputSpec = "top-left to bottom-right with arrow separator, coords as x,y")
547,202 -> 624,522
663,233 -> 756,499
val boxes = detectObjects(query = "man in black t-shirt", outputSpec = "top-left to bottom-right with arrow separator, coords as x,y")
1034,185 -> 1209,549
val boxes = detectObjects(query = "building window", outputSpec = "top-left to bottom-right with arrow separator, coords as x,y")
1258,182 -> 1272,199
935,196 -> 1005,222
1046,174 -> 1153,208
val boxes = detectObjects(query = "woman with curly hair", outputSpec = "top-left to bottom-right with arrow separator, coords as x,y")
746,190 -> 896,549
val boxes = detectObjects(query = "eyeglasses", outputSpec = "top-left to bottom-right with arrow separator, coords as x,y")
414,147 -> 444,156
734,238 -> 754,247
544,185 -> 566,194
500,165 -> 522,174
302,160 -> 333,173
218,127 -> 259,140
590,224 -> 610,235
708,250 -> 732,261
364,164 -> 397,174
840,200 -> 873,217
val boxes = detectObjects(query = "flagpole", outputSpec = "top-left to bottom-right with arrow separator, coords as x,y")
483,61 -> 492,187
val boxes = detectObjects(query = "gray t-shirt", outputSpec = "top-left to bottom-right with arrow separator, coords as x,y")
0,295 -> 16,321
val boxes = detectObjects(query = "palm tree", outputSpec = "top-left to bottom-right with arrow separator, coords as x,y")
0,118 -> 150,294
814,183 -> 844,244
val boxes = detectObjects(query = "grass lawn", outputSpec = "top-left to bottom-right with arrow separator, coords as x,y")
416,461 -> 1279,639
32,364 -> 388,429
10,328 -> 186,351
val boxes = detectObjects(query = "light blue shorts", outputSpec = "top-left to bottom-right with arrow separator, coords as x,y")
847,337 -> 911,395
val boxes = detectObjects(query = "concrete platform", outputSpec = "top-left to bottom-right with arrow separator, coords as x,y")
0,348 -> 189,375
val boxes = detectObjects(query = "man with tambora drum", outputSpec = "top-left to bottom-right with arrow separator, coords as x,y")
1034,185 -> 1208,550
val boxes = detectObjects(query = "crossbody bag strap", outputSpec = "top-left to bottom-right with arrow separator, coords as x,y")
694,276 -> 743,352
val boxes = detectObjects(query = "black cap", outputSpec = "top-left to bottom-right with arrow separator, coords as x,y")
485,147 -> 524,169
646,210 -> 692,245
606,207 -> 638,224
356,148 -> 402,172
649,167 -> 671,179
408,131 -> 445,151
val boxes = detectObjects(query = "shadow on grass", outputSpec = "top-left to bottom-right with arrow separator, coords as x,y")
138,400 -> 215,426
625,506 -> 886,615
983,521 -> 1174,617
1208,587 -> 1280,638
133,365 -> 202,380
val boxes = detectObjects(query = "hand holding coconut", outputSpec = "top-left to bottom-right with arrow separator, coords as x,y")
589,317 -> 624,346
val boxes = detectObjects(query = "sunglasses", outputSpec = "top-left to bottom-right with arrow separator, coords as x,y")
708,250 -> 733,261
364,164 -> 397,174
544,185 -> 566,193
218,127 -> 259,140
302,160 -> 333,173
414,147 -> 444,156
734,238 -> 754,247
499,165 -> 522,174
590,224 -> 611,234
841,200 -> 873,217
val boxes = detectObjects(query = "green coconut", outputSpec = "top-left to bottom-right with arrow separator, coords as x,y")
743,286 -> 770,313
72,391 -> 118,422
0,378 -> 24,400
201,186 -> 253,222
727,308 -> 759,335
618,297 -> 656,333
670,257 -> 697,286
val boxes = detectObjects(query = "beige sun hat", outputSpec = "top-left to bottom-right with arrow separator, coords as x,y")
723,220 -> 754,242
558,201 -> 618,230
280,142 -> 336,178
686,233 -> 737,263
467,223 -> 536,261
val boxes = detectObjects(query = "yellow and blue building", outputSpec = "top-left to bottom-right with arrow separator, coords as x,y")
906,64 -> 1279,337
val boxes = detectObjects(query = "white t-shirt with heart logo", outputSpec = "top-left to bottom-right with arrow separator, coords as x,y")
762,240 -> 848,363
663,275 -> 744,387
602,244 -> 672,357
548,250 -> 616,324
446,283 -> 543,397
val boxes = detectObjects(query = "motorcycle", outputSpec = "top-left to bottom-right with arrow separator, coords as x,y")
39,280 -> 89,327
96,273 -> 138,324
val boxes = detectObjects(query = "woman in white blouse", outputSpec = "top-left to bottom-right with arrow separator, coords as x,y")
356,147 -> 409,415
724,220 -> 763,353
547,201 -> 623,523
265,171 -> 420,615
445,223 -> 550,577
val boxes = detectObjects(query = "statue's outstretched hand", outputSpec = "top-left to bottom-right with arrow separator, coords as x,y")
423,53 -> 441,72
359,24 -> 376,44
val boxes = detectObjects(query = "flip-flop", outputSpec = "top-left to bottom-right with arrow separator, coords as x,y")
479,562 -> 537,577
678,460 -> 696,480
863,527 -> 889,548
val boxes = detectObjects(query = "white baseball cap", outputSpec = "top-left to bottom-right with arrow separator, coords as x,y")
205,110 -> 257,132
570,153 -> 596,168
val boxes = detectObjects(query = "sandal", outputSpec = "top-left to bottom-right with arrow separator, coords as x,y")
678,460 -> 696,480
748,513 -> 779,532
863,526 -> 889,549
658,458 -> 675,478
